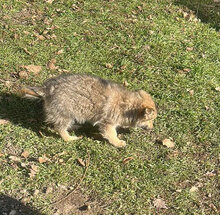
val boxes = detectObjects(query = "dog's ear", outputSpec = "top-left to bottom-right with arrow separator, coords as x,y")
138,106 -> 155,119
145,107 -> 155,120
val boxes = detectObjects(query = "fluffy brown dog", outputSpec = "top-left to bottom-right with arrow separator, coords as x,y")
22,74 -> 157,147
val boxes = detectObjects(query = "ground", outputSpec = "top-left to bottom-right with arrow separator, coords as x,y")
0,0 -> 219,214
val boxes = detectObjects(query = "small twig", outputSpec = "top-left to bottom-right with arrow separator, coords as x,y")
43,152 -> 90,207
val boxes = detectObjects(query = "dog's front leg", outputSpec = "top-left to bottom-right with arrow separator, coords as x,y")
101,124 -> 126,148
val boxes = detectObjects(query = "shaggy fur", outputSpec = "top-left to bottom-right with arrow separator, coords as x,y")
22,74 -> 157,147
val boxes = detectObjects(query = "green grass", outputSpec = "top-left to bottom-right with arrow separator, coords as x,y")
0,0 -> 219,214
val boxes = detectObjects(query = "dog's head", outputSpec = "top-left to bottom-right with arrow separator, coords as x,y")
135,90 -> 157,130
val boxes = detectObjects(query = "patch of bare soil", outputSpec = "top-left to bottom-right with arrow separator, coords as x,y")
53,189 -> 105,215
1,4 -> 44,26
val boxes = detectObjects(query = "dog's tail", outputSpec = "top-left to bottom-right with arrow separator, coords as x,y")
19,86 -> 45,99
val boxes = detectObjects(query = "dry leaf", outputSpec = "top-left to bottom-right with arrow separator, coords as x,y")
190,186 -> 198,192
9,155 -> 21,162
183,68 -> 191,73
215,87 -> 220,92
56,49 -> 64,55
162,139 -> 175,148
45,186 -> 53,194
187,89 -> 194,95
149,30 -> 154,35
59,158 -> 64,163
0,119 -> 10,125
31,164 -> 38,172
153,198 -> 168,209
36,34 -> 45,40
105,63 -> 113,69
14,34 -> 19,39
148,15 -> 153,20
186,47 -> 193,51
45,0 -> 54,4
205,171 -> 216,177
137,6 -> 143,11
23,31 -> 30,35
29,164 -> 38,178
29,169 -> 37,178
23,65 -> 42,75
21,151 -> 29,159
33,189 -> 40,196
123,157 -> 134,164
77,158 -> 85,167
144,45 -> 151,51
48,59 -> 58,70
18,71 -> 28,79
123,80 -> 129,87
38,155 -> 49,163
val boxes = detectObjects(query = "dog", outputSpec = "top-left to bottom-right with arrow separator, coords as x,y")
21,74 -> 157,147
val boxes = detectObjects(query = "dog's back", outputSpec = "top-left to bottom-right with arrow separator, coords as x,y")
43,74 -> 115,125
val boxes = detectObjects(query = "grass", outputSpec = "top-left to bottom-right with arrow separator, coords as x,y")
0,0 -> 219,214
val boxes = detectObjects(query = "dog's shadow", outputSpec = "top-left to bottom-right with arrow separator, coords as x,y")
0,194 -> 44,215
0,93 -> 130,140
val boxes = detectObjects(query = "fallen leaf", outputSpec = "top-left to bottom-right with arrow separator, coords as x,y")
186,47 -> 193,51
36,34 -> 45,40
48,59 -> 58,70
56,49 -> 64,55
14,34 -> 19,39
45,0 -> 54,4
105,63 -> 113,69
77,158 -> 85,167
148,15 -> 153,20
45,186 -> 53,194
190,186 -> 198,192
23,65 -> 42,75
18,71 -> 28,79
149,30 -> 154,35
29,165 -> 39,178
23,31 -> 30,35
162,139 -> 175,148
123,157 -> 134,164
187,89 -> 194,95
205,171 -> 216,177
21,151 -> 29,159
33,189 -> 40,196
38,155 -> 49,163
0,119 -> 10,125
59,158 -> 64,163
205,106 -> 210,110
123,80 -> 129,87
153,198 -> 168,209
137,6 -> 143,11
9,155 -> 21,162
51,34 -> 57,39
215,87 -> 220,92
144,45 -> 151,51
29,169 -> 36,178
177,68 -> 191,74
182,11 -> 189,19
183,68 -> 191,73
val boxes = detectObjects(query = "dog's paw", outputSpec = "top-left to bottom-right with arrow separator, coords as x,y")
113,140 -> 126,148
64,135 -> 82,142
